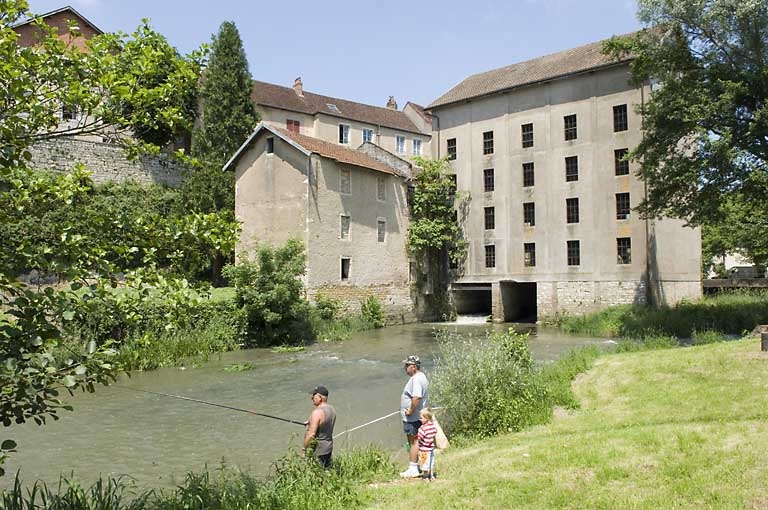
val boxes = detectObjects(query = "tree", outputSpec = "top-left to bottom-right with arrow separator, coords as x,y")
604,0 -> 768,232
184,21 -> 259,214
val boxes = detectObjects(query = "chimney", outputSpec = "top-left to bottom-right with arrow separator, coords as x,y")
293,77 -> 303,97
386,96 -> 398,110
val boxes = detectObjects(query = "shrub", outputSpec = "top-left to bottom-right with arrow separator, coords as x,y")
360,295 -> 384,329
314,293 -> 342,321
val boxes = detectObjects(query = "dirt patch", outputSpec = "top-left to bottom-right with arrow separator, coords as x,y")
749,496 -> 768,509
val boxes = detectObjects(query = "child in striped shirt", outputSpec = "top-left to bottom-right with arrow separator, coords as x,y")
417,408 -> 438,480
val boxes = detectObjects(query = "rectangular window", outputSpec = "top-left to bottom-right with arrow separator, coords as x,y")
286,119 -> 300,134
362,128 -> 374,143
483,131 -> 494,155
340,214 -> 350,239
341,258 -> 350,281
617,237 -> 632,264
484,206 -> 495,230
485,245 -> 496,268
377,220 -> 386,243
340,168 -> 351,194
339,124 -> 350,144
523,162 -> 534,187
567,240 -> 580,266
565,156 -> 579,182
523,202 -> 535,227
483,168 -> 494,192
61,103 -> 77,121
521,123 -> 534,148
413,138 -> 422,156
524,243 -> 536,267
396,135 -> 406,154
447,138 -> 457,160
266,137 -> 274,154
615,148 -> 629,176
613,104 -> 628,132
376,176 -> 386,201
616,192 -> 631,220
564,114 -> 577,141
566,197 -> 580,224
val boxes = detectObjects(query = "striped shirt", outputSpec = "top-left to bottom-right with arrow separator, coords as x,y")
417,420 -> 438,452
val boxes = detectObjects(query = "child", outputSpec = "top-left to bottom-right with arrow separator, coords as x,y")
417,408 -> 438,480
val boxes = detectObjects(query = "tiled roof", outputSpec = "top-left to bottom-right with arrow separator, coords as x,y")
251,80 -> 424,134
428,35 -> 633,109
272,127 -> 402,176
405,102 -> 432,124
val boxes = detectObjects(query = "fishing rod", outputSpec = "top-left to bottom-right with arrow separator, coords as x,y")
118,387 -> 307,426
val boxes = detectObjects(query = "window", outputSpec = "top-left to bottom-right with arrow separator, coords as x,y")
564,114 -> 577,140
413,138 -> 422,156
521,123 -> 534,148
447,138 -> 457,160
266,137 -> 274,154
327,103 -> 341,114
341,258 -> 350,281
524,243 -> 536,267
339,124 -> 350,144
523,162 -> 535,187
565,156 -> 579,182
363,128 -> 374,143
396,135 -> 406,154
615,148 -> 629,176
61,103 -> 77,121
448,174 -> 457,195
340,168 -> 351,194
523,202 -> 535,227
484,206 -> 495,230
286,119 -> 300,134
483,131 -> 494,155
617,237 -> 632,264
616,192 -> 631,220
613,104 -> 628,132
483,168 -> 494,192
485,245 -> 496,268
340,215 -> 350,239
566,197 -> 580,224
376,176 -> 386,201
567,240 -> 580,266
377,219 -> 386,243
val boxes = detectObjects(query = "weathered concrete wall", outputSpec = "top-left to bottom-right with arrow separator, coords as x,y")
29,138 -> 185,187
307,284 -> 416,324
536,280 -> 647,317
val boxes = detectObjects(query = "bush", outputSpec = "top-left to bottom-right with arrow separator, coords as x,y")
314,293 -> 342,321
360,296 -> 384,329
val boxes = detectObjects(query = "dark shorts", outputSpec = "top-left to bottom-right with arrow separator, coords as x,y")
317,453 -> 332,469
403,420 -> 422,436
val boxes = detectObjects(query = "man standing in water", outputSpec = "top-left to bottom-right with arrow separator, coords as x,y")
400,355 -> 429,478
303,385 -> 336,469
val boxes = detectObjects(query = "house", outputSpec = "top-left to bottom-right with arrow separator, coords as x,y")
224,123 -> 415,321
426,34 -> 702,321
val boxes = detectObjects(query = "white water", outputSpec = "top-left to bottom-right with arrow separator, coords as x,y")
454,314 -> 491,324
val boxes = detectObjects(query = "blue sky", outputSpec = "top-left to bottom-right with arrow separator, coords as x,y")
27,0 -> 641,108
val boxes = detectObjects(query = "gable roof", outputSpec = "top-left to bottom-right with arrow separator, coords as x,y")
428,34 -> 633,110
12,6 -> 103,35
251,80 -> 425,135
224,123 -> 406,177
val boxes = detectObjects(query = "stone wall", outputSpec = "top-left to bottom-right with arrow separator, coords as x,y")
29,138 -> 186,187
538,279 -> 647,316
307,284 -> 416,325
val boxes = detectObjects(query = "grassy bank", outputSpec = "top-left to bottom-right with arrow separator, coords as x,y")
362,336 -> 768,509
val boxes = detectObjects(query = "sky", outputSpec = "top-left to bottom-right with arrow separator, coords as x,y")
27,0 -> 642,109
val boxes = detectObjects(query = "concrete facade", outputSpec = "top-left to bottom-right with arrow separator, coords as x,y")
429,63 -> 702,319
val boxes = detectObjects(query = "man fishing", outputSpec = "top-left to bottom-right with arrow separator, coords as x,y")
399,355 -> 429,478
302,385 -> 336,469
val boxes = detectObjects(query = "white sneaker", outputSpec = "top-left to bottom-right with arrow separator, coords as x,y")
399,466 -> 421,478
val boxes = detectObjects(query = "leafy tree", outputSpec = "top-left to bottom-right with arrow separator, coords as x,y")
604,0 -> 768,231
702,195 -> 768,273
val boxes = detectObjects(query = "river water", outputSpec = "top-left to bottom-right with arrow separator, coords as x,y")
2,322 -> 603,490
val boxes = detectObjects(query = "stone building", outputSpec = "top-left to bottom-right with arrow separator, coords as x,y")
224,123 -> 415,322
426,36 -> 702,320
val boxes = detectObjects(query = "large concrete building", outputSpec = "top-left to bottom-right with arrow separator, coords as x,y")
427,37 -> 702,320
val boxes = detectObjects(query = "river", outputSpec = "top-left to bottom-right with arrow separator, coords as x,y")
2,322 -> 604,490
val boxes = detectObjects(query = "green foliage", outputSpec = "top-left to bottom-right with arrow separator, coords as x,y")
603,1 -> 768,231
537,345 -> 602,409
702,196 -> 768,271
431,329 -> 550,439
360,296 -> 385,329
314,293 -> 343,321
223,240 -> 312,347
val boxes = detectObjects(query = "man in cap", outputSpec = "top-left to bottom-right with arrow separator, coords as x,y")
303,385 -> 337,468
399,355 -> 429,478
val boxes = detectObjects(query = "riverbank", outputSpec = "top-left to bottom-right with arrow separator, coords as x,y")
362,335 -> 768,509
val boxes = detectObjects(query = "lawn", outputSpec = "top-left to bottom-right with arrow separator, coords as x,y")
362,337 -> 768,509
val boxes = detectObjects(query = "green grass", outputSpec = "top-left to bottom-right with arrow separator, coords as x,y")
362,336 -> 768,509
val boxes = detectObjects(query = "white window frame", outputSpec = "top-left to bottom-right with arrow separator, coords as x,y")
339,124 -> 350,145
396,135 -> 406,154
412,138 -> 422,156
362,128 -> 374,143
340,168 -> 351,194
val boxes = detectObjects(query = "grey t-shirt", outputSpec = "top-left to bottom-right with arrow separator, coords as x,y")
400,371 -> 429,422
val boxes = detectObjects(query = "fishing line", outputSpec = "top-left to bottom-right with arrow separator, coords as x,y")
333,406 -> 445,439
117,386 -> 307,426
